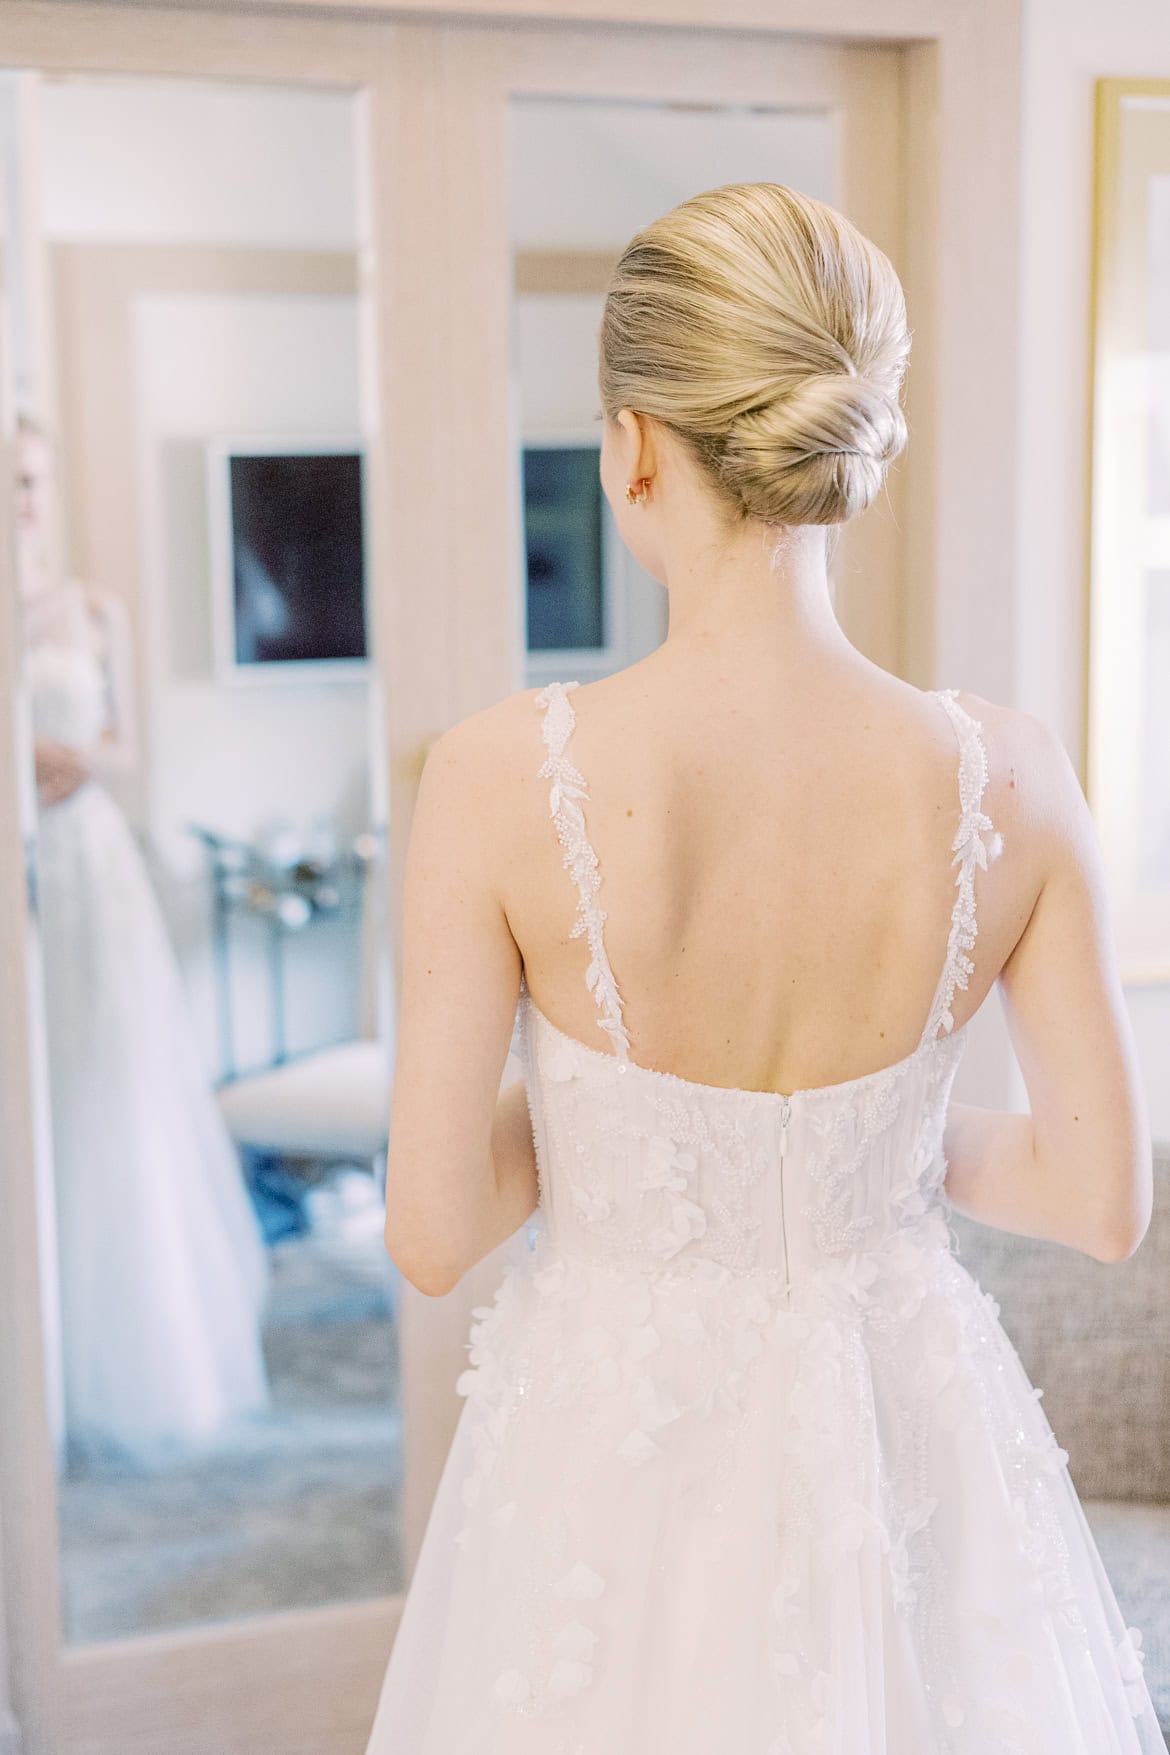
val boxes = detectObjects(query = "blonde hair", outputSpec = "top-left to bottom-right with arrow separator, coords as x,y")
599,182 -> 911,530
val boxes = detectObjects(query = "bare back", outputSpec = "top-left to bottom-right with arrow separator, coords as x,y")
389,627 -> 1149,1291
500,653 -> 1039,1099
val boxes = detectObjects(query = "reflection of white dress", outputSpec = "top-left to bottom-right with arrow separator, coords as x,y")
29,640 -> 270,1468
364,680 -> 1163,1754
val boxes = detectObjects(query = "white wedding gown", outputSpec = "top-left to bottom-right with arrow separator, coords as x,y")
28,639 -> 271,1468
365,679 -> 1163,1754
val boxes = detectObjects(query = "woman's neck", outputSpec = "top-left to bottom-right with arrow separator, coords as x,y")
659,515 -> 851,670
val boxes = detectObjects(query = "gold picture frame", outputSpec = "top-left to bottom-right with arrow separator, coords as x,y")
1087,77 -> 1170,982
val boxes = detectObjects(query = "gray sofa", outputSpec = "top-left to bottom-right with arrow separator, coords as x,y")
950,1148 -> 1170,1740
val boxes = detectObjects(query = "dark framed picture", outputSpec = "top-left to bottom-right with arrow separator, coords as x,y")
522,442 -> 607,652
208,436 -> 369,682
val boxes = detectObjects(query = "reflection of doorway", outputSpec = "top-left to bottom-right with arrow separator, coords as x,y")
0,8 -> 1021,1755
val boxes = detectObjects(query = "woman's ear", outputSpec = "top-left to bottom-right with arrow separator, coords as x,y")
615,408 -> 657,490
614,407 -> 641,455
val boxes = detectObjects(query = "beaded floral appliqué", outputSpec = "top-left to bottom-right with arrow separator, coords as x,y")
921,688 -> 1005,1044
535,680 -> 631,1059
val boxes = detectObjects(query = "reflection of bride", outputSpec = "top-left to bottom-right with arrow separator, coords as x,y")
17,415 -> 271,1469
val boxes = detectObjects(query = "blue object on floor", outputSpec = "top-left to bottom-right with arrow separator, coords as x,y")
242,1147 -> 312,1244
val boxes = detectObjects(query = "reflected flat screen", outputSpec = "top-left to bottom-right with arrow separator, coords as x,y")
228,451 -> 367,667
523,445 -> 604,651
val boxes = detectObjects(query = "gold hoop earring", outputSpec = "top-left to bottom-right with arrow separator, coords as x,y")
625,479 -> 650,505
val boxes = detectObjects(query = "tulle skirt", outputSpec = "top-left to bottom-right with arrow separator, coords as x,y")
36,780 -> 270,1469
365,1210 -> 1164,1754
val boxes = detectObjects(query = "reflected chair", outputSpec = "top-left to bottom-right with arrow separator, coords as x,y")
193,821 -> 394,1231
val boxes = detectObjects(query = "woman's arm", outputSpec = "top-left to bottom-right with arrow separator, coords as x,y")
34,736 -> 90,807
941,1102 -> 1140,1261
941,713 -> 1152,1264
383,703 -> 536,1296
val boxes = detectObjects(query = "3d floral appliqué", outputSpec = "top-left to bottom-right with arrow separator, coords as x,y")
1116,1626 -> 1149,1715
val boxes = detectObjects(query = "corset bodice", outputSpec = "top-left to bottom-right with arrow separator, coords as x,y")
521,983 -> 968,1297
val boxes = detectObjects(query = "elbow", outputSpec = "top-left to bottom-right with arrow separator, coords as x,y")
1084,1219 -> 1148,1266
1075,1137 -> 1155,1266
1082,1199 -> 1151,1266
409,1266 -> 462,1298
383,1226 -> 463,1298
1085,1236 -> 1134,1266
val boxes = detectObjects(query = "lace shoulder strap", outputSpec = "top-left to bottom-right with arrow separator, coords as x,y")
919,688 -> 1004,1047
533,680 -> 631,1059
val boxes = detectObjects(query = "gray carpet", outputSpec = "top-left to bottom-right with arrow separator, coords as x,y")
58,1223 -> 403,1644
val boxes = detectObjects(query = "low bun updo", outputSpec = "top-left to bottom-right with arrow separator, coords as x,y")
598,183 -> 911,529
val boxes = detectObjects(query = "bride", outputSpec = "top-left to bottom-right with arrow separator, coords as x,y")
17,414 -> 271,1471
365,183 -> 1161,1750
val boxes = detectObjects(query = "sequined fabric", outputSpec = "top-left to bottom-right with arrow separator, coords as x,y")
364,682 -> 1163,1755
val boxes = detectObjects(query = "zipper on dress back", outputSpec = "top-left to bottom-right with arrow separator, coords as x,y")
777,1096 -> 793,1307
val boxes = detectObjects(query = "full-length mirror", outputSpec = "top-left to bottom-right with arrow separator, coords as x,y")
1,68 -> 403,1645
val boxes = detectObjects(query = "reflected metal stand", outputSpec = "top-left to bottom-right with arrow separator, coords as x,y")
187,822 -> 381,1084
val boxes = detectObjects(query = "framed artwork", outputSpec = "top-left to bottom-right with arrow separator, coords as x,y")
523,442 -> 604,650
1087,79 -> 1170,980
207,435 -> 370,684
521,433 -> 626,681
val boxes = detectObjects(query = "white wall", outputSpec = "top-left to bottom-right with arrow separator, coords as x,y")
34,75 -> 373,1073
133,294 -> 367,866
133,290 -> 370,1070
1016,0 -> 1170,1135
39,76 -> 359,248
509,97 -> 837,248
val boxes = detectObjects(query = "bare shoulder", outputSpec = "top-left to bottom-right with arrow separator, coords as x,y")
949,691 -> 1095,882
950,691 -> 1081,816
415,685 -> 550,838
422,686 -> 546,780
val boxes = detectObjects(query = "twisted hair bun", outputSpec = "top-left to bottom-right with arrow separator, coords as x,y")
599,183 -> 911,528
716,369 -> 907,526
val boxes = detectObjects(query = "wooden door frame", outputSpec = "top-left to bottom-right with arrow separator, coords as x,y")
0,3 -> 1024,1751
